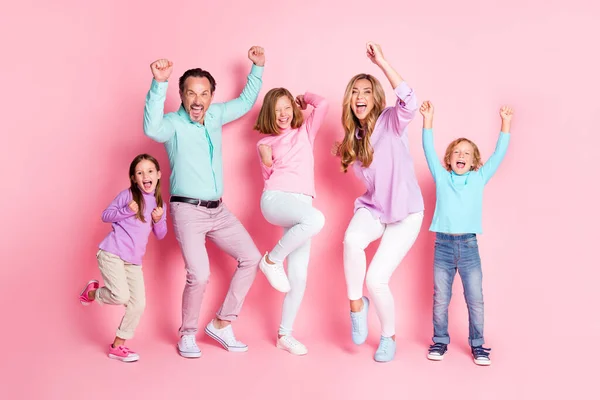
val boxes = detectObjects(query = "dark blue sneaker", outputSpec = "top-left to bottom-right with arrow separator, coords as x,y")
427,343 -> 448,361
471,345 -> 492,366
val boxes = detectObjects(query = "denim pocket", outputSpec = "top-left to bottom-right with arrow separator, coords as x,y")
434,239 -> 450,248
465,239 -> 479,248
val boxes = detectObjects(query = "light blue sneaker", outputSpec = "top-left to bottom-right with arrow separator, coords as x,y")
374,336 -> 396,362
350,296 -> 369,345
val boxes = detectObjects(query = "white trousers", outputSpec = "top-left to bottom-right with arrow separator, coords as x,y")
343,208 -> 423,337
260,190 -> 325,335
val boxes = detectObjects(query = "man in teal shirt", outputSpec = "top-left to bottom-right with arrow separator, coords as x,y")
144,47 -> 274,358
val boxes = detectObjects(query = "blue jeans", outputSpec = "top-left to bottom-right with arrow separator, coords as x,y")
432,233 -> 485,347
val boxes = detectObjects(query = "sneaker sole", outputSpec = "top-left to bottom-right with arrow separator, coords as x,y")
204,327 -> 248,353
374,355 -> 395,363
108,354 -> 139,362
427,353 -> 445,361
276,342 -> 308,356
352,336 -> 368,345
474,358 -> 492,366
177,347 -> 202,358
79,280 -> 99,306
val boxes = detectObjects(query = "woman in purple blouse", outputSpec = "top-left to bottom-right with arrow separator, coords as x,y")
335,42 -> 424,362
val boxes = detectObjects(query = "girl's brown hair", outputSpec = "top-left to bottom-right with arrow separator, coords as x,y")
337,74 -> 386,173
254,88 -> 304,134
129,154 -> 163,223
443,138 -> 482,171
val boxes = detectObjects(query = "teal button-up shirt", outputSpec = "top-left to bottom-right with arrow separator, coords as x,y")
143,64 -> 263,200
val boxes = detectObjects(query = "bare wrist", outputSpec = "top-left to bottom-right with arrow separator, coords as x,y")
377,59 -> 389,69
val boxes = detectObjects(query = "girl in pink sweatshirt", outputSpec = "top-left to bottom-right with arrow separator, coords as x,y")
254,88 -> 329,355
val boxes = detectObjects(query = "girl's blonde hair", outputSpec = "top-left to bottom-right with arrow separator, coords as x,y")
337,74 -> 386,172
443,138 -> 482,171
254,88 -> 304,134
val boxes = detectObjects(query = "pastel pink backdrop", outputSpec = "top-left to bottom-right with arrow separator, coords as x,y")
1,0 -> 597,398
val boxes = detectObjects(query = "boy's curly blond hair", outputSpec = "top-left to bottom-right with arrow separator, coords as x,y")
443,138 -> 482,171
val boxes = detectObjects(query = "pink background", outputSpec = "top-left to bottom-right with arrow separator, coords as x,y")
1,0 -> 597,398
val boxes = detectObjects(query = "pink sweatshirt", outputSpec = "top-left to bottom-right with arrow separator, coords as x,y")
257,92 -> 329,197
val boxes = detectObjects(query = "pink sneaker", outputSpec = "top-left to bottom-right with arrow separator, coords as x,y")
108,345 -> 140,362
79,280 -> 99,305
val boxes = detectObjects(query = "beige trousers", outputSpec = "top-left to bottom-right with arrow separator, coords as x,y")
95,250 -> 146,340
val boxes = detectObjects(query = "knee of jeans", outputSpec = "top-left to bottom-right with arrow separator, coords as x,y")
288,284 -> 307,299
465,292 -> 484,307
343,231 -> 366,250
289,275 -> 307,292
365,273 -> 386,293
308,210 -> 325,233
113,291 -> 130,305
186,269 -> 210,286
433,289 -> 451,306
239,250 -> 261,271
128,298 -> 146,315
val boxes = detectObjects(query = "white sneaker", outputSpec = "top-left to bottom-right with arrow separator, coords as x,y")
277,335 -> 308,356
259,253 -> 291,293
205,321 -> 248,352
177,335 -> 202,358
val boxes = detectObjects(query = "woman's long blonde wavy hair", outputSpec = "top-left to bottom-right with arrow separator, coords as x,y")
336,74 -> 386,173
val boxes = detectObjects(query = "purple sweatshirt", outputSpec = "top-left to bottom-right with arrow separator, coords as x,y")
98,188 -> 167,265
352,81 -> 424,224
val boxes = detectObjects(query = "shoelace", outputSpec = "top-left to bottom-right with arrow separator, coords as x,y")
378,338 -> 392,353
472,346 -> 491,359
184,336 -> 198,349
350,313 -> 362,333
272,263 -> 286,275
221,327 -> 241,345
282,336 -> 300,347
428,343 -> 447,354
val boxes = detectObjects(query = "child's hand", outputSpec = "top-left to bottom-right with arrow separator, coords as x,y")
500,106 -> 513,133
151,207 -> 164,223
295,95 -> 307,110
366,42 -> 385,66
500,106 -> 514,121
420,101 -> 434,120
128,200 -> 139,213
150,59 -> 173,83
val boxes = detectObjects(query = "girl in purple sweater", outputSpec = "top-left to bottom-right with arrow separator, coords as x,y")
78,154 -> 167,362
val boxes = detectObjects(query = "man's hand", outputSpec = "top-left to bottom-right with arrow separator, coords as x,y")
248,46 -> 265,67
150,59 -> 173,82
